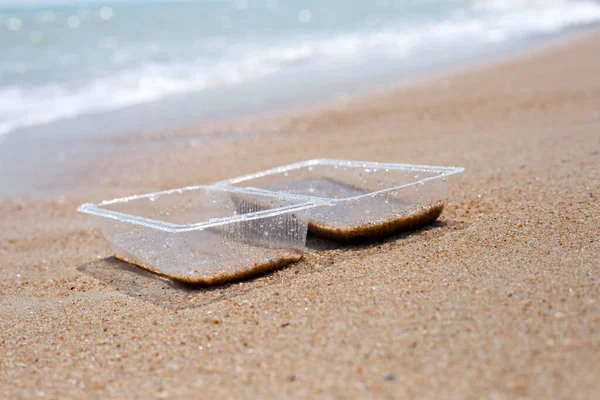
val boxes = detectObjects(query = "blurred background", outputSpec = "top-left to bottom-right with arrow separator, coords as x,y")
2,0 -> 600,139
1,0 -> 600,194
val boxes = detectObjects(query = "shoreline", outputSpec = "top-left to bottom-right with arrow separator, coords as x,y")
3,26 -> 600,197
1,26 -> 600,398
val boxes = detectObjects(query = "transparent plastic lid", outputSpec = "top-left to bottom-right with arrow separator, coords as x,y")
78,185 -> 318,284
217,159 -> 464,240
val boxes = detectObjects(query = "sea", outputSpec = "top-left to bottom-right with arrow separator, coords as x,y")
1,0 -> 600,193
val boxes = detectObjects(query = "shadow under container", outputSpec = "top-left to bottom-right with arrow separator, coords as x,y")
78,186 -> 318,284
217,159 -> 465,241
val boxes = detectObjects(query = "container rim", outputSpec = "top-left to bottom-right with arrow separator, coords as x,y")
78,185 -> 322,233
215,159 -> 465,202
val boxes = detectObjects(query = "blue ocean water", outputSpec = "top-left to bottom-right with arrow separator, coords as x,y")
1,0 -> 600,138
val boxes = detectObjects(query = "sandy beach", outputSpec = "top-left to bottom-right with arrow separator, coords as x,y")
1,30 -> 599,399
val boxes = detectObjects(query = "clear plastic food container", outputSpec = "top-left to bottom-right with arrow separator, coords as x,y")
217,159 -> 464,240
78,186 -> 317,284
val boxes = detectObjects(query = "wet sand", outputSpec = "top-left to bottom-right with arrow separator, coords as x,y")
113,253 -> 303,286
1,31 -> 599,398
308,203 -> 445,241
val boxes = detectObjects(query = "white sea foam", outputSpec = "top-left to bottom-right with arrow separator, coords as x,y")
1,0 -> 599,137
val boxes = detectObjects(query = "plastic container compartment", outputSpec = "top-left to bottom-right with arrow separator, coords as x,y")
78,186 -> 317,284
217,159 -> 464,240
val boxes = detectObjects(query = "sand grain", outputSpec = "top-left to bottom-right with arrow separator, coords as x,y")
1,31 -> 600,399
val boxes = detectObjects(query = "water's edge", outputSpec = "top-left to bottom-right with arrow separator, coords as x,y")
1,25 -> 599,197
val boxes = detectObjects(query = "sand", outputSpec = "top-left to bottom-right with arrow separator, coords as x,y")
308,203 -> 445,241
1,31 -> 599,399
113,254 -> 303,286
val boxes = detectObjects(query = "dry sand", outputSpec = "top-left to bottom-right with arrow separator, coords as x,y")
1,31 -> 599,399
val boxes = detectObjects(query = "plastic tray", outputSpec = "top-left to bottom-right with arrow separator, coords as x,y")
78,186 -> 317,284
217,159 -> 464,240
